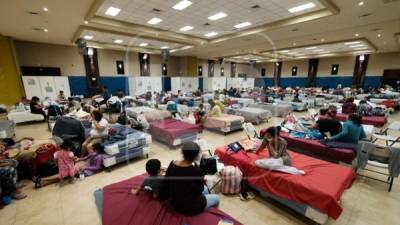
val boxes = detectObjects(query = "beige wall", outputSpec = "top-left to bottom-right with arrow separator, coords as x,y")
281,59 -> 308,77
255,62 -> 274,77
367,52 -> 400,76
318,55 -> 355,77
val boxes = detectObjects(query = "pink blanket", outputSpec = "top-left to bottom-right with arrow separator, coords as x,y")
144,110 -> 171,123
149,119 -> 201,146
102,175 -> 243,225
203,114 -> 244,129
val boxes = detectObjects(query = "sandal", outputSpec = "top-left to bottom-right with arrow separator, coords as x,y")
11,192 -> 27,200
16,183 -> 26,190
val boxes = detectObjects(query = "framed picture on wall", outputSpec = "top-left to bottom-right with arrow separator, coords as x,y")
292,66 -> 297,76
116,61 -> 124,75
331,64 -> 339,75
221,67 -> 224,76
198,66 -> 203,76
261,68 -> 266,77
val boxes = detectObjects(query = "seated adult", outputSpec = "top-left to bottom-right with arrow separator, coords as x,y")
207,99 -> 222,117
293,93 -> 302,103
81,110 -> 109,157
327,113 -> 366,143
56,90 -> 66,103
163,142 -> 219,215
342,98 -> 357,114
0,159 -> 27,206
326,105 -> 338,119
29,96 -> 46,120
312,118 -> 342,138
357,100 -> 373,116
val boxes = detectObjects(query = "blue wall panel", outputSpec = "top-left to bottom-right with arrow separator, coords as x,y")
280,77 -> 308,88
255,78 -> 274,87
68,76 -> 88,96
316,76 -> 353,88
198,77 -> 203,91
99,76 -> 129,95
363,76 -> 382,89
162,77 -> 171,92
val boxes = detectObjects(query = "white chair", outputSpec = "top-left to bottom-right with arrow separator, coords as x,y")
242,122 -> 259,139
371,121 -> 400,147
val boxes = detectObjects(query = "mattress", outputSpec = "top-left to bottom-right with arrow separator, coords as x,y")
102,124 -> 152,167
229,97 -> 255,107
335,113 -> 387,127
96,175 -> 243,225
248,103 -> 292,117
277,132 -> 356,164
7,110 -> 44,124
149,119 -> 201,146
158,104 -> 190,115
203,114 -> 244,133
126,107 -> 171,122
215,146 -> 356,220
0,120 -> 16,139
224,107 -> 271,124
274,100 -> 308,111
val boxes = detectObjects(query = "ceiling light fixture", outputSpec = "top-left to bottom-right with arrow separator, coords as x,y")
320,51 -> 331,54
172,0 -> 192,10
148,17 -> 163,24
84,20 -> 89,25
345,41 -> 361,45
377,34 -> 382,38
313,49 -> 324,52
208,12 -> 227,21
234,22 -> 252,29
288,2 -> 316,13
358,1 -> 364,6
44,28 -> 48,32
293,43 -> 297,46
84,35 -> 93,40
279,50 -> 290,53
161,46 -> 169,49
180,26 -> 193,31
321,38 -> 325,42
350,44 -> 365,48
105,6 -> 121,16
354,47 -> 368,50
43,7 -> 49,12
113,39 -> 123,44
359,54 -> 365,61
305,46 -> 317,50
139,43 -> 148,47
205,31 -> 218,37
355,33 -> 360,37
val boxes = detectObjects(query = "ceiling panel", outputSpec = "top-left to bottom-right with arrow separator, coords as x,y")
96,0 -> 324,39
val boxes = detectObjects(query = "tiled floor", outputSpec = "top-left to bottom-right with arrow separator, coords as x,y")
1,111 -> 399,225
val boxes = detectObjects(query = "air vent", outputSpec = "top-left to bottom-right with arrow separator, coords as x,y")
203,23 -> 211,26
370,28 -> 382,32
291,28 -> 299,32
27,11 -> 41,15
152,8 -> 162,13
251,5 -> 261,9
245,38 -> 252,41
359,13 -> 372,18
32,27 -> 44,32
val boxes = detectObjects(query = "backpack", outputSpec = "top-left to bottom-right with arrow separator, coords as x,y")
220,166 -> 242,194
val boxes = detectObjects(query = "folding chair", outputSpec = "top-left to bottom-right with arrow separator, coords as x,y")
371,121 -> 400,147
242,122 -> 260,139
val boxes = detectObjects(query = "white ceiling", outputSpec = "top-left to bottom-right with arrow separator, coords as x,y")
96,0 -> 324,39
0,0 -> 399,60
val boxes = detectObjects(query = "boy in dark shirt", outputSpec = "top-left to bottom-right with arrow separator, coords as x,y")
131,159 -> 165,199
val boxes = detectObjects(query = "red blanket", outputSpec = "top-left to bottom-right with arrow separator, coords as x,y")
215,146 -> 356,220
149,119 -> 201,146
280,132 -> 356,164
336,113 -> 387,127
102,175 -> 242,225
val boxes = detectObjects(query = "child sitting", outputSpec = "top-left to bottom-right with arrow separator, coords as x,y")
131,159 -> 165,199
54,140 -> 76,184
75,143 -> 104,177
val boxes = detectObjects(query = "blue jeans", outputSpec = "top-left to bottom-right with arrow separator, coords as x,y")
202,186 -> 220,209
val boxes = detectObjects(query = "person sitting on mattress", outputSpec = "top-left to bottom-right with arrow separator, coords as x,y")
81,110 -> 109,157
194,104 -> 206,124
207,99 -> 222,117
131,159 -> 165,199
30,96 -> 47,120
255,126 -> 305,175
342,97 -> 357,114
327,113 -> 366,144
325,105 -> 338,119
163,142 -> 220,215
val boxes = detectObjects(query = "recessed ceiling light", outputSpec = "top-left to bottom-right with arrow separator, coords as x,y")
288,2 -> 316,13
355,33 -> 360,37
208,12 -> 227,21
320,51 -> 331,54
139,43 -> 148,47
44,28 -> 48,32
113,39 -> 123,44
148,17 -> 162,25
84,20 -> 89,25
205,31 -> 218,37
354,47 -> 368,50
293,43 -> 297,46
321,38 -> 325,42
43,7 -> 49,12
345,41 -> 361,45
234,22 -> 252,29
105,6 -> 121,16
182,46 -> 193,50
377,34 -> 382,38
172,0 -> 192,11
305,46 -> 317,50
358,1 -> 364,6
279,50 -> 290,53
161,46 -> 169,49
180,26 -> 193,31
84,35 -> 93,40
313,49 -> 324,52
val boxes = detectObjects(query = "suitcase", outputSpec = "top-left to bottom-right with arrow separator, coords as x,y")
0,120 -> 16,139
52,117 -> 85,141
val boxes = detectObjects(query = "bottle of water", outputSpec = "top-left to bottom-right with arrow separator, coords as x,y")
79,171 -> 85,180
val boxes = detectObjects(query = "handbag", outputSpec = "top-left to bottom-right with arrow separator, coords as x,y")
200,158 -> 217,175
